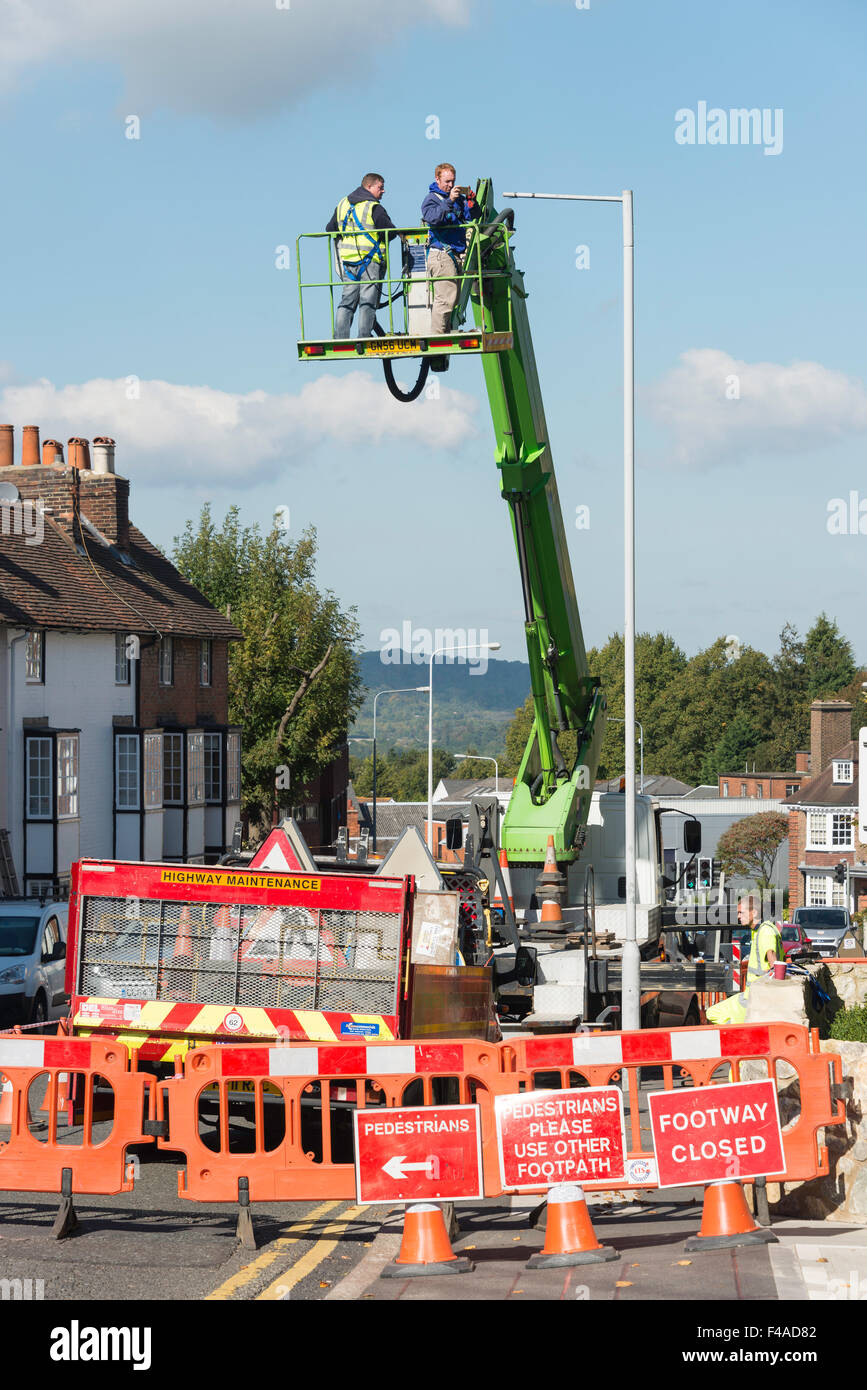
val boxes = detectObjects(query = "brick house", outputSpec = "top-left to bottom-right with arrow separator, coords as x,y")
718,769 -> 806,801
785,700 -> 866,913
0,425 -> 242,893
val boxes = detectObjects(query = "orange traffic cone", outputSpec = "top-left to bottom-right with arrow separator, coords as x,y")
526,1184 -> 620,1268
685,1181 -> 778,1252
174,904 -> 193,961
36,1070 -> 71,1119
380,1203 -> 474,1278
540,898 -> 565,925
0,1075 -> 35,1130
492,848 -> 515,917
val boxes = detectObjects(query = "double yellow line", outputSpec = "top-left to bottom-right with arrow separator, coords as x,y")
205,1201 -> 368,1301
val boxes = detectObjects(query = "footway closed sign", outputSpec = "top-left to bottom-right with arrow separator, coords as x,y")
648,1079 -> 785,1188
495,1087 -> 626,1191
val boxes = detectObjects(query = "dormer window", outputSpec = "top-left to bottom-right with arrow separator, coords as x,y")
833,760 -> 853,784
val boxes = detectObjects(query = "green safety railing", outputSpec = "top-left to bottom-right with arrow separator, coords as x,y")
295,222 -> 515,360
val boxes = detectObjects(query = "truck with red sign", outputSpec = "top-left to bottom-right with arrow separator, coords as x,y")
65,856 -> 491,1065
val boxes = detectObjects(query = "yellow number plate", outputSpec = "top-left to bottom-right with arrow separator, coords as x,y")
366,339 -> 421,356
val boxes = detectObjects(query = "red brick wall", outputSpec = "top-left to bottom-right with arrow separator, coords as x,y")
811,700 -> 853,775
4,464 -> 129,545
788,810 -> 804,908
139,637 -> 229,727
719,775 -> 803,799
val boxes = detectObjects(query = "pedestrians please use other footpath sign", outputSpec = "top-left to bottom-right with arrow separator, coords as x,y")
353,1103 -> 483,1203
495,1087 -> 626,1191
648,1079 -> 785,1188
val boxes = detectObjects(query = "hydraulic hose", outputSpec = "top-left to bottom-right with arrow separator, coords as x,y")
372,320 -> 430,403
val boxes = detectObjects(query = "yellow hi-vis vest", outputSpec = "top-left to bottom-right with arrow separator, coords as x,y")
745,920 -> 784,984
335,196 -> 385,274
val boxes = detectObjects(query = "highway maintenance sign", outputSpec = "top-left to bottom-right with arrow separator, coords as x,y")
648,1078 -> 785,1188
353,1103 -> 483,1203
494,1087 -> 626,1191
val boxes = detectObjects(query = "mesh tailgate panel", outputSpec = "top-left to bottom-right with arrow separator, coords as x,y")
79,896 -> 402,1015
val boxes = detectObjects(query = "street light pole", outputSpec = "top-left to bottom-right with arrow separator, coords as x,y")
503,187 -> 638,1028
371,686 -> 428,851
428,641 -> 500,852
451,753 -> 499,796
607,717 -> 644,794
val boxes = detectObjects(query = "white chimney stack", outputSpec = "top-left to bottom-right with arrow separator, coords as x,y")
92,436 -> 116,475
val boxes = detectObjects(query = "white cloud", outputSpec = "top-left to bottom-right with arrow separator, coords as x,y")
0,371 -> 480,485
0,0 -> 472,119
647,348 -> 867,467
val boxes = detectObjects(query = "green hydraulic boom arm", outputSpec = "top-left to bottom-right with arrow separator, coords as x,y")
462,179 -> 606,866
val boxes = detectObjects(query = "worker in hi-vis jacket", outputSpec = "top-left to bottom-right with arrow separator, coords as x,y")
706,895 -> 783,1025
327,173 -> 404,338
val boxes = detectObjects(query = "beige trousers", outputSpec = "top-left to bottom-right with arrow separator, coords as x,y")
428,248 -> 465,334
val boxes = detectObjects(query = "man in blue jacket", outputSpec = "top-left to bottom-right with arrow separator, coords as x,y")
421,164 -> 482,335
326,174 -> 403,338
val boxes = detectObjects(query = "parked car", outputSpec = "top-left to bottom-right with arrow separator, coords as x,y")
790,906 -> 851,958
0,901 -> 69,1027
780,922 -> 812,958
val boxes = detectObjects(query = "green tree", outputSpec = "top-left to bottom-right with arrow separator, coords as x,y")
653,639 -> 776,786
716,812 -> 789,891
173,504 -> 363,827
453,747 -> 497,782
699,712 -> 763,784
804,613 -> 855,700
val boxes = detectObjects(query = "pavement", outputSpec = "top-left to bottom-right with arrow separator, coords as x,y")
325,1194 -> 867,1303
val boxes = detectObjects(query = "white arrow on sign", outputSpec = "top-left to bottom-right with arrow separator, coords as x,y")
382,1155 -> 440,1181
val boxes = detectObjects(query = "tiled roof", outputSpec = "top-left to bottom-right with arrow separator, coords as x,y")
784,741 -> 858,808
0,516 -> 240,640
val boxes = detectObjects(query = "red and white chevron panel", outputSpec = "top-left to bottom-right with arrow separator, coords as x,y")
215,1041 -> 471,1079
519,1025 -> 771,1072
0,1037 -> 95,1069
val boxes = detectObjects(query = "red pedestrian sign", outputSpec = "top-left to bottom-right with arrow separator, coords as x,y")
648,1079 -> 785,1188
353,1104 -> 483,1203
495,1087 -> 627,1191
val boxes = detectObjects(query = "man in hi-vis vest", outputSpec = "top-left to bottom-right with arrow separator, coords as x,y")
326,174 -> 402,338
706,894 -> 783,1025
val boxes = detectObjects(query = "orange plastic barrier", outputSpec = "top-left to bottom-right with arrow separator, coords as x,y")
159,1036 -> 513,1202
0,1034 -> 149,1198
501,1022 -> 845,1190
158,1023 -> 843,1206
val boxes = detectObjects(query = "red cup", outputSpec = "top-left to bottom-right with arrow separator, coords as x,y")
773,961 -> 787,980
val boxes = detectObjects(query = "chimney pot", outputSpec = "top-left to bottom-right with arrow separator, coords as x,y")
0,424 -> 12,470
42,438 -> 64,467
92,436 -> 116,475
68,437 -> 91,471
21,425 -> 40,467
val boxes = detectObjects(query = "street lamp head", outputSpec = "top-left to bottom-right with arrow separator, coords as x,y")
416,686 -> 430,692
486,642 -> 501,651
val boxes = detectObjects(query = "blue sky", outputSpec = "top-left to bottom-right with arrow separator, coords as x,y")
1,0 -> 865,667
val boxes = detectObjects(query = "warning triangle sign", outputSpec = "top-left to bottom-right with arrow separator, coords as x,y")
249,818 -> 318,873
249,828 -> 306,872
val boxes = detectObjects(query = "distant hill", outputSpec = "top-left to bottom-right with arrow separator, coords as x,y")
351,652 -> 530,756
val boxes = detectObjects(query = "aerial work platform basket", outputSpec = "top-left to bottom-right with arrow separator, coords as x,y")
296,221 -> 515,363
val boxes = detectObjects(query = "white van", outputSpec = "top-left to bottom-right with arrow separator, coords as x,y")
0,902 -> 69,1027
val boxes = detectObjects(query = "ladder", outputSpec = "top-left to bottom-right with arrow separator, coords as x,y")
0,830 -> 20,897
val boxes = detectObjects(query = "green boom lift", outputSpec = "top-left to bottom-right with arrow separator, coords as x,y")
296,179 -> 606,874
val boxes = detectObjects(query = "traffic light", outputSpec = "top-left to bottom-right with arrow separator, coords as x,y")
685,862 -> 697,891
699,857 -> 712,889
835,862 -> 847,884
711,858 -> 721,888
